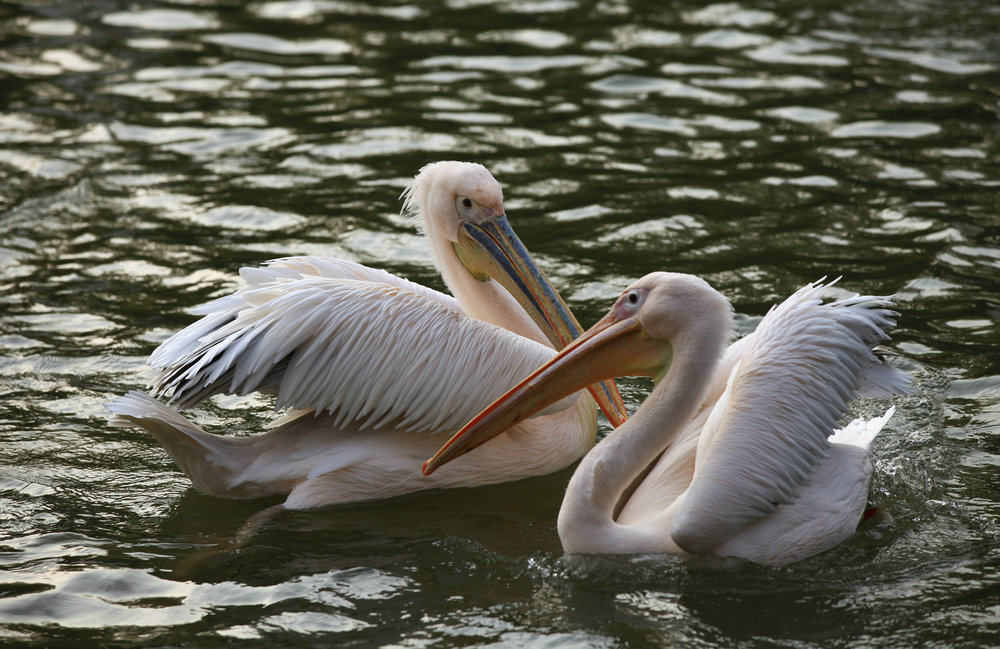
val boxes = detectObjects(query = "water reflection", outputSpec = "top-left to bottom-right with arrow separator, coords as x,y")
1,0 -> 999,646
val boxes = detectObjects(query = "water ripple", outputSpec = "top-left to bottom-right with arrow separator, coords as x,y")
203,33 -> 353,56
747,38 -> 849,66
253,0 -> 425,21
0,564 -> 405,630
0,0 -> 998,646
102,9 -> 221,31
591,74 -> 740,105
416,54 -> 592,73
830,121 -> 942,139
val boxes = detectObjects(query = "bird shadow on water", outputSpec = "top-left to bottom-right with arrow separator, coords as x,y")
154,469 -> 572,581
140,455 -> 941,648
543,547 -> 887,646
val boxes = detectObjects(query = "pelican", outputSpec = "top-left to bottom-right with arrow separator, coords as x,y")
425,273 -> 913,565
108,161 -> 625,510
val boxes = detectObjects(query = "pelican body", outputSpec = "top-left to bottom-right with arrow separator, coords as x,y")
108,161 -> 625,510
425,273 -> 913,565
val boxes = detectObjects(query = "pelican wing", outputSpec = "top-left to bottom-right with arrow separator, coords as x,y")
149,257 -> 556,436
670,281 -> 902,554
149,257 -> 460,370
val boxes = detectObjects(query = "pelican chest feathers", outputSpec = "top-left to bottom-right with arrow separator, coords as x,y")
425,272 -> 913,565
107,161 -> 625,511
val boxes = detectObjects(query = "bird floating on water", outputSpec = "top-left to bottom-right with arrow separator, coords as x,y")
108,161 -> 625,510
425,273 -> 912,565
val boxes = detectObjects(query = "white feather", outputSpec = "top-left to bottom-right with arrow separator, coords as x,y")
149,269 -> 557,436
148,256 -> 461,371
670,280 -> 904,551
828,405 -> 895,450
109,161 -> 606,510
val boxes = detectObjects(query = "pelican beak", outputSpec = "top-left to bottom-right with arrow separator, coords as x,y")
423,307 -> 670,476
455,215 -> 627,427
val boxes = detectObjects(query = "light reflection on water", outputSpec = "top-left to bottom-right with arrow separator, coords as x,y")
1,0 -> 999,646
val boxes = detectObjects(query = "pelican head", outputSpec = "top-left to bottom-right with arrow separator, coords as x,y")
402,161 -> 626,427
403,161 -> 506,245
619,272 -> 732,358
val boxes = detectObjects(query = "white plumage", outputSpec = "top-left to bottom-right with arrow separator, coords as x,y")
425,273 -> 912,565
108,161 -> 625,510
150,257 -> 557,434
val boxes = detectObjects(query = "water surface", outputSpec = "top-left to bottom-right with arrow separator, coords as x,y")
1,0 -> 998,647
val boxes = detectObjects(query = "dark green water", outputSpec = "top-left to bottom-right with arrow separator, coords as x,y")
1,0 -> 998,646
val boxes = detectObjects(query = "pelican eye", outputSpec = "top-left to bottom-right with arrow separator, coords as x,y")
456,196 -> 494,224
614,289 -> 644,316
456,196 -> 478,218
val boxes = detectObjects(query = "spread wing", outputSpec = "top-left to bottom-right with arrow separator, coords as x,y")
148,256 -> 461,371
669,280 -> 906,553
148,257 -> 556,435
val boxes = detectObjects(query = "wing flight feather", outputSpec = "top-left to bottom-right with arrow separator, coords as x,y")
670,280 -> 904,553
148,257 -> 461,370
148,257 -> 555,436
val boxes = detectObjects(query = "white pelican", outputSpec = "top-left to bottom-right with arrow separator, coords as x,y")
424,273 -> 913,565
108,161 -> 625,510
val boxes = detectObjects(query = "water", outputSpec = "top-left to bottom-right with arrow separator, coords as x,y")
1,0 -> 998,646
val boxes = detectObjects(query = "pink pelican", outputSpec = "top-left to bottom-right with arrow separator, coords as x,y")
108,161 -> 625,510
425,272 -> 912,565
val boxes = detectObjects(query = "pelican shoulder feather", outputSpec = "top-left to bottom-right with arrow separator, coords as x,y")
671,280 -> 901,553
149,257 -> 555,436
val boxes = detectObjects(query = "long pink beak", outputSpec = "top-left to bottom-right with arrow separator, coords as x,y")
424,307 -> 670,476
